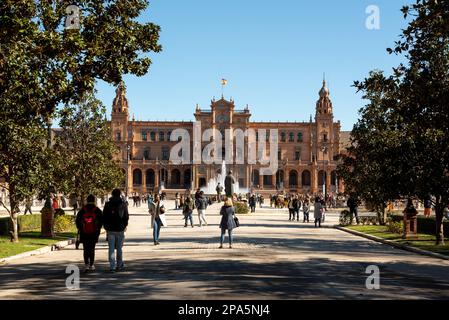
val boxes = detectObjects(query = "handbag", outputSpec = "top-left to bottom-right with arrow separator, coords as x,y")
234,216 -> 240,227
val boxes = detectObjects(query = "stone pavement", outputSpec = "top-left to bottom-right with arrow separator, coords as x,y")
1,202 -> 449,300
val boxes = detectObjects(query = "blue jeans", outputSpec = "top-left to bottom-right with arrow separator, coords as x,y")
153,217 -> 162,243
184,213 -> 193,226
220,228 -> 233,246
107,231 -> 125,270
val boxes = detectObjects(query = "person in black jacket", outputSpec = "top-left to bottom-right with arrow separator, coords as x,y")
103,189 -> 129,272
195,191 -> 208,227
75,194 -> 103,273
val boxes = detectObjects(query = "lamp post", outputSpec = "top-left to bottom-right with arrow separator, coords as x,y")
126,144 -> 130,198
321,145 -> 328,203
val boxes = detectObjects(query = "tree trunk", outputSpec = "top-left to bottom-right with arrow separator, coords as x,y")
435,196 -> 445,245
8,189 -> 19,242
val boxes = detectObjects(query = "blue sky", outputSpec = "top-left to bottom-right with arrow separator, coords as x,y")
96,0 -> 410,131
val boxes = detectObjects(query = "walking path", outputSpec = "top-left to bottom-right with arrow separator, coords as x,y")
1,202 -> 449,299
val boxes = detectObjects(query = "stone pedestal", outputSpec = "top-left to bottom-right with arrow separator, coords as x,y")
403,215 -> 418,239
41,206 -> 55,238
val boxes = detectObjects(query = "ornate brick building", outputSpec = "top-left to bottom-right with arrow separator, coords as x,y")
111,80 -> 346,196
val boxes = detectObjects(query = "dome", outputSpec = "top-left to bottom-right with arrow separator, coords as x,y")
319,80 -> 329,98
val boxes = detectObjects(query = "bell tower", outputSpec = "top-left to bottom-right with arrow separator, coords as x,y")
111,81 -> 130,160
314,77 -> 335,190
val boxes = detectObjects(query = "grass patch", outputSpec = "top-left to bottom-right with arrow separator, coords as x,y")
0,230 -> 77,259
347,225 -> 449,256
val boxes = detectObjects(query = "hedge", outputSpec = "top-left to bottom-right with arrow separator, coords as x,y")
0,213 -> 75,235
390,214 -> 449,236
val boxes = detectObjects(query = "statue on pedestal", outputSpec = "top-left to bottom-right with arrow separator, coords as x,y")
224,170 -> 235,198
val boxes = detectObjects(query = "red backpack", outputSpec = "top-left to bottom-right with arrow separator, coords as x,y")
82,207 -> 98,234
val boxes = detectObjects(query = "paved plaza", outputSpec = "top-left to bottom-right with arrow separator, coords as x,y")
1,202 -> 449,299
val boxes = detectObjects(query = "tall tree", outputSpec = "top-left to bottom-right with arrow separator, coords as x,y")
0,0 -> 161,241
339,0 -> 449,244
0,118 -> 48,242
53,91 -> 124,206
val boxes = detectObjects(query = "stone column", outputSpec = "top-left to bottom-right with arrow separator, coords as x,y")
311,165 -> 318,194
142,168 -> 147,194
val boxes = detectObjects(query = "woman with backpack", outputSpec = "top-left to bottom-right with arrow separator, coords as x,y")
75,194 -> 103,273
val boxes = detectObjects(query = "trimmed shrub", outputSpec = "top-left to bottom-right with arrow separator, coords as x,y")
54,208 -> 66,216
235,202 -> 250,214
18,214 -> 42,232
387,221 -> 404,234
0,214 -> 75,235
54,215 -> 76,233
339,210 -> 351,226
360,216 -> 379,226
390,214 -> 449,236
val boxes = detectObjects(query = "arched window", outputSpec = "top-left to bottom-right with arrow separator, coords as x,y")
171,169 -> 181,186
133,169 -> 142,186
297,132 -> 303,142
301,170 -> 311,186
252,170 -> 260,186
281,132 -> 286,142
150,132 -> 156,141
289,170 -> 298,187
159,132 -> 165,141
116,131 -> 121,141
318,170 -> 327,186
184,169 -> 192,188
146,169 -> 155,186
143,149 -> 150,160
141,131 -> 147,141
289,132 -> 294,142
331,171 -> 338,186
263,175 -> 273,187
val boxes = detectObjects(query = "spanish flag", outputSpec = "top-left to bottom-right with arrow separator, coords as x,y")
221,79 -> 228,86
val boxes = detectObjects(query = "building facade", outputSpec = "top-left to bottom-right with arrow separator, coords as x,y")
111,80 -> 346,196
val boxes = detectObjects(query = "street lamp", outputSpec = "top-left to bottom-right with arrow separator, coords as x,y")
321,145 -> 328,203
126,144 -> 130,198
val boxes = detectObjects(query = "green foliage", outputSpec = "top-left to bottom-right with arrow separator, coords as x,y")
389,214 -> 449,236
54,208 -> 66,216
386,221 -> 403,235
0,0 -> 161,241
0,215 -> 42,235
338,0 -> 449,244
54,215 -> 75,233
339,210 -> 352,226
235,202 -> 250,214
53,91 -> 124,204
359,216 -> 379,226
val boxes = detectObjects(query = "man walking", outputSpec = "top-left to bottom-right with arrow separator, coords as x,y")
183,195 -> 195,228
103,189 -> 129,272
195,191 -> 208,227
347,195 -> 359,225
249,194 -> 256,213
24,197 -> 33,215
